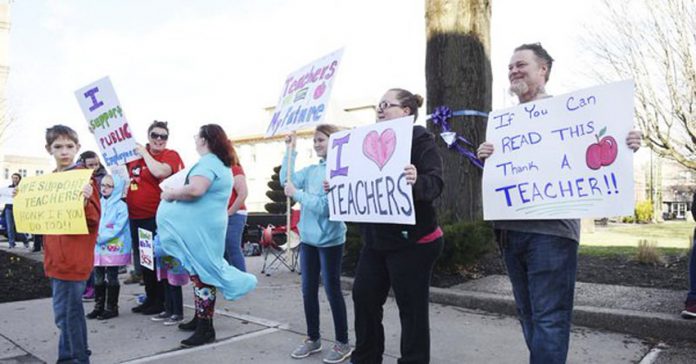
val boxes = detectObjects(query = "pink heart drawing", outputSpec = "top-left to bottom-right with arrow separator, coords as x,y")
362,129 -> 397,171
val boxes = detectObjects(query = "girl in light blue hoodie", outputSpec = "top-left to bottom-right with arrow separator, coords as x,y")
281,124 -> 351,363
87,174 -> 131,320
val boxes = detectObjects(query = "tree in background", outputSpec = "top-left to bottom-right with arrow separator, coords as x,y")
425,0 -> 492,222
264,165 -> 291,214
586,0 -> 695,169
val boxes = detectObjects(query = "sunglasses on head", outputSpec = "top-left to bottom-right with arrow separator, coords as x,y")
150,132 -> 169,141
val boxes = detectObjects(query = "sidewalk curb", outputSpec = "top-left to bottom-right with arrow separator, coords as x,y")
341,277 -> 695,341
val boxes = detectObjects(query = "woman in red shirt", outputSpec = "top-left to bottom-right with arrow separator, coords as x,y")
224,143 -> 248,271
126,120 -> 185,316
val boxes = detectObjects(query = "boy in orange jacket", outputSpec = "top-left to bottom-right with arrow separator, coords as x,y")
42,125 -> 101,363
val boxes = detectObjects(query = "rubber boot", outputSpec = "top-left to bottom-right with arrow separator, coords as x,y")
180,318 -> 216,347
99,285 -> 120,320
86,285 -> 105,319
178,315 -> 199,331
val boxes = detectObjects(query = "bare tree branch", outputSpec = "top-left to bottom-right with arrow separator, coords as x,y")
586,0 -> 696,169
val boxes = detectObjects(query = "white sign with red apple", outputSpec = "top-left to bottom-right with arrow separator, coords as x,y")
482,80 -> 635,220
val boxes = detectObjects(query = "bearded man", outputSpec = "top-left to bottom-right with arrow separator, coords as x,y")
477,43 -> 642,364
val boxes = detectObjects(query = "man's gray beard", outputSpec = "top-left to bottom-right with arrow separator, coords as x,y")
509,79 -> 529,98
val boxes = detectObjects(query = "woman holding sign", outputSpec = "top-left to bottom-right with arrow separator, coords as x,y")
281,125 -> 352,363
351,89 -> 444,364
127,121 -> 184,316
158,124 -> 257,347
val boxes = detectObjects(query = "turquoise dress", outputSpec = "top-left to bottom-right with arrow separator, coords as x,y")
157,153 -> 257,300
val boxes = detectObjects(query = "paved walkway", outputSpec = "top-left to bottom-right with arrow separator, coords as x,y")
1,243 -> 695,363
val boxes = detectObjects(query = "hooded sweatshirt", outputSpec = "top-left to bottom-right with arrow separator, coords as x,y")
360,125 -> 444,250
43,165 -> 101,281
94,175 -> 131,266
280,152 -> 347,247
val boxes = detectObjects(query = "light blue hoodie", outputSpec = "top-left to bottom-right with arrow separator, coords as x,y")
94,174 -> 132,266
281,151 -> 346,247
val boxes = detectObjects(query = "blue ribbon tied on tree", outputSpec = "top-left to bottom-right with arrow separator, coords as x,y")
429,105 -> 486,169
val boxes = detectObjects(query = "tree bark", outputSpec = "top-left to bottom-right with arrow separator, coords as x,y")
425,0 -> 492,222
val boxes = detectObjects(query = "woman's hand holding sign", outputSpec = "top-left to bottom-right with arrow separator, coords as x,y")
404,164 -> 417,185
161,188 -> 175,202
284,180 -> 297,197
284,132 -> 297,149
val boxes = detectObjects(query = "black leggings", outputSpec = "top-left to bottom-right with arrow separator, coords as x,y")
130,217 -> 164,307
351,238 -> 443,364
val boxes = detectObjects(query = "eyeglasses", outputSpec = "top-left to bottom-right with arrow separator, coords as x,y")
377,101 -> 402,112
101,184 -> 114,188
150,132 -> 169,141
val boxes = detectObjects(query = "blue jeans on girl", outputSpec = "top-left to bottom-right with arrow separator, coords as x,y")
300,242 -> 348,344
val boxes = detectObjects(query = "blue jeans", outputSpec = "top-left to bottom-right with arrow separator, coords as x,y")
224,213 -> 247,272
4,205 -> 15,246
51,278 -> 90,364
688,231 -> 696,301
300,243 -> 348,344
500,230 -> 578,364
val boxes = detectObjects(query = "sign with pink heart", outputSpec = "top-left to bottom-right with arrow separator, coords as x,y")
326,116 -> 415,225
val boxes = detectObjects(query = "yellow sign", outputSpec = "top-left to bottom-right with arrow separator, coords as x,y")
14,169 -> 94,235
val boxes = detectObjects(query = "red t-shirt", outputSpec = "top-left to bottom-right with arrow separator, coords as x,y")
227,164 -> 247,212
126,147 -> 184,219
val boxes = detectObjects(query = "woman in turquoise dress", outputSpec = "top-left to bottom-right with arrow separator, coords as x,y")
157,124 -> 257,347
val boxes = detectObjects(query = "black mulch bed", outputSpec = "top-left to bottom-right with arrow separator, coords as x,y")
344,250 -> 689,290
430,251 -> 689,290
2,248 -> 689,303
0,250 -> 52,303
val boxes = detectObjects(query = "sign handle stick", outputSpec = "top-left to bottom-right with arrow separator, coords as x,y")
285,133 -> 296,264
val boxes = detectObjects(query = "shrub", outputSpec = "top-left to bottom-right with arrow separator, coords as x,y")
634,239 -> 663,264
635,200 -> 654,223
264,165 -> 295,214
341,224 -> 362,274
437,220 -> 495,274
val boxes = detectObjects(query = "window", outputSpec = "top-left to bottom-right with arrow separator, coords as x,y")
35,170 -> 44,176
3,168 -> 7,180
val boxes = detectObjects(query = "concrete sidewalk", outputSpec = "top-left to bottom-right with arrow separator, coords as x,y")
1,243 -> 695,363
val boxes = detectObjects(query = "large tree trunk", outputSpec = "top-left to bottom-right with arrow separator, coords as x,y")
425,0 -> 492,222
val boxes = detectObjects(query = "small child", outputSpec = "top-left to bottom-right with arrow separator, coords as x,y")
42,125 -> 101,363
151,238 -> 188,326
79,151 -> 108,301
87,174 -> 131,320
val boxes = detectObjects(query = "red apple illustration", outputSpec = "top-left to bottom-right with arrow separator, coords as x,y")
586,127 -> 618,170
313,82 -> 326,100
599,136 -> 618,164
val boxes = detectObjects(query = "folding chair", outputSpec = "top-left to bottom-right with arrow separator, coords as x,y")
259,210 -> 301,276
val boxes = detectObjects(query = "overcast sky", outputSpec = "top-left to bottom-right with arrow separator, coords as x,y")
6,0 -> 605,164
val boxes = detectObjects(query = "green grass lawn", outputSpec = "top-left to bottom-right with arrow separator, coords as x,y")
581,220 -> 694,249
